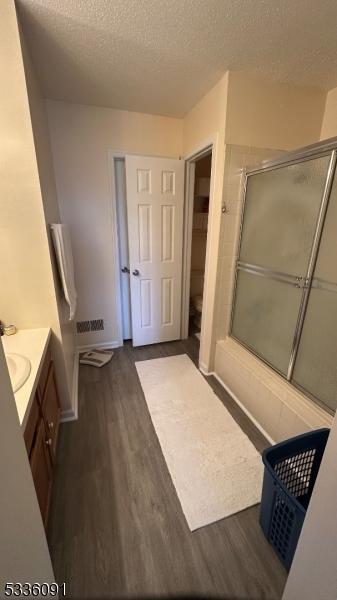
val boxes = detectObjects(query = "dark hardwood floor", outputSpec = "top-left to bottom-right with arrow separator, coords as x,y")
48,336 -> 287,600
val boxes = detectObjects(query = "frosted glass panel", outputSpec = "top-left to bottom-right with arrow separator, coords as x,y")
293,290 -> 337,411
239,156 -> 330,276
232,270 -> 303,375
293,171 -> 337,412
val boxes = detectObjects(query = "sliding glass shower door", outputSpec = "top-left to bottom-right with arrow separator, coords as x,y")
231,150 -> 337,412
293,170 -> 337,411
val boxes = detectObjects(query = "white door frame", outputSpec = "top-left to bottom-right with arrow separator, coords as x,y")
114,157 -> 132,340
181,159 -> 195,340
109,151 -> 126,347
181,134 -> 222,373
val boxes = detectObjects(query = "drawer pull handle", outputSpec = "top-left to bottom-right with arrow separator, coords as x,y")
46,438 -> 52,446
49,421 -> 54,429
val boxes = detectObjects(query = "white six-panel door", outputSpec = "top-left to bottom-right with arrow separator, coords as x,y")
125,155 -> 185,346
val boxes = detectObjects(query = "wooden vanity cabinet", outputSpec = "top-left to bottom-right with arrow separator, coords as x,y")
24,345 -> 61,527
38,363 -> 61,461
30,418 -> 53,526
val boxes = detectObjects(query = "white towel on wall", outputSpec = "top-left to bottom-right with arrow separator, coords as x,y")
50,224 -> 77,321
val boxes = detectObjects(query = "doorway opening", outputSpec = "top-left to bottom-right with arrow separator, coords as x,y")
188,152 -> 212,341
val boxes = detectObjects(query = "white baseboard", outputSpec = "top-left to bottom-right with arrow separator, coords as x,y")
76,339 -> 121,352
61,350 -> 79,423
198,361 -> 209,374
199,366 -> 275,445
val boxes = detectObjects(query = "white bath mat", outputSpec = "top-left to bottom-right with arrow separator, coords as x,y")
136,354 -> 263,531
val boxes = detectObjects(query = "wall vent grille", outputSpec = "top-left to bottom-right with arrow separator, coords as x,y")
76,320 -> 91,334
76,319 -> 104,334
90,319 -> 104,332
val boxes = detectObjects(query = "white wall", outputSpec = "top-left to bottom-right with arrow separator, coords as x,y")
283,416 -> 337,600
47,100 -> 183,348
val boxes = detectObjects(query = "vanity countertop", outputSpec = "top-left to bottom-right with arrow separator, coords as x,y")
2,328 -> 51,429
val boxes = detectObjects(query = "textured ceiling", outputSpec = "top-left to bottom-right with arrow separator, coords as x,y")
17,0 -> 337,117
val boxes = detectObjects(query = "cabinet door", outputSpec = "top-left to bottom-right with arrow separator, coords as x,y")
41,362 -> 61,460
24,395 -> 40,457
30,419 -> 52,526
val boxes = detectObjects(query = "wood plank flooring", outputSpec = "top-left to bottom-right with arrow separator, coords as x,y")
48,336 -> 287,599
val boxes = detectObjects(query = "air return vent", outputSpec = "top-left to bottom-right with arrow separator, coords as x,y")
90,318 -> 104,332
76,319 -> 104,334
76,321 -> 90,334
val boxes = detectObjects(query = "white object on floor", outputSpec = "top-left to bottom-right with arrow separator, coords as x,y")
194,331 -> 201,340
136,354 -> 263,531
50,224 -> 77,320
79,349 -> 114,367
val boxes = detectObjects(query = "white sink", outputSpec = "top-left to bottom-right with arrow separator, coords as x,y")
5,353 -> 31,393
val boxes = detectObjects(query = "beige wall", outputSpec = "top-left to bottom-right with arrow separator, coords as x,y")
20,31 -> 76,410
183,74 -> 228,370
225,71 -> 326,150
47,100 -> 183,347
320,86 -> 337,140
183,74 -> 228,156
0,0 -> 54,583
0,3 -> 56,328
283,415 -> 337,600
0,0 -> 72,411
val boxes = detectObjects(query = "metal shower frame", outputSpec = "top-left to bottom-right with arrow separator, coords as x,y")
230,136 -> 337,415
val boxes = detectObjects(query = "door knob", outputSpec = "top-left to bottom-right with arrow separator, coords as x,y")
121,266 -> 130,274
132,269 -> 140,276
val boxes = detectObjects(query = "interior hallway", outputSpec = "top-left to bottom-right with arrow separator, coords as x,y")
48,336 -> 287,599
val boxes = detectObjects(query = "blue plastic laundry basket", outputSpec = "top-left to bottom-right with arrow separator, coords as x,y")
260,428 -> 330,571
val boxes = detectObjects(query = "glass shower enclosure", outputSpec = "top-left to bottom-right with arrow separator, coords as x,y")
230,142 -> 337,414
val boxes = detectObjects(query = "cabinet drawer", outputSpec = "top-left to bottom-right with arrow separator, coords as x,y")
37,346 -> 51,398
30,418 -> 52,526
24,396 -> 40,457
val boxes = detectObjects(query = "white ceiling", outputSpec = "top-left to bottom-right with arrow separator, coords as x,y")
17,0 -> 337,118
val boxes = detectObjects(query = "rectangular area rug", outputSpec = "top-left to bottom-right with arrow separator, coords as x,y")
135,354 -> 263,531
